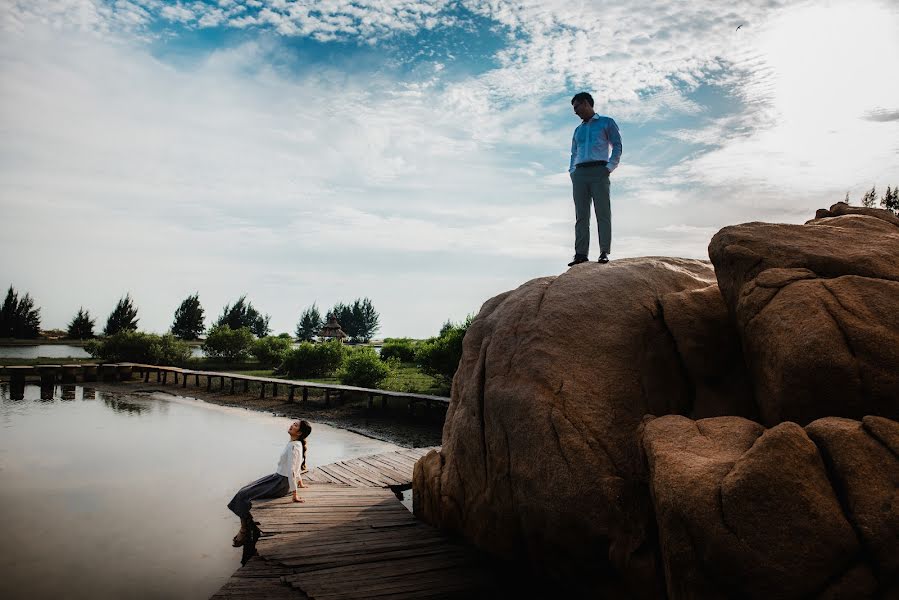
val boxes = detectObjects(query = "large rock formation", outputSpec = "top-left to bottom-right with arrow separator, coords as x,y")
414,204 -> 899,597
709,203 -> 899,425
415,257 -> 758,592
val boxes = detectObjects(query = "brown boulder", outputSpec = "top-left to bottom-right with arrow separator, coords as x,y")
805,416 -> 899,583
813,201 -> 899,228
708,203 -> 899,425
640,414 -> 891,599
413,257 -> 757,589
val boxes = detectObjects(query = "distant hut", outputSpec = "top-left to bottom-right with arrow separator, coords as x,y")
319,314 -> 348,343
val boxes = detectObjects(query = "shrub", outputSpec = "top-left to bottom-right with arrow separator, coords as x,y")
85,331 -> 191,365
380,338 -> 417,363
251,335 -> 294,368
339,348 -> 392,388
415,316 -> 472,385
282,340 -> 346,378
202,325 -> 254,362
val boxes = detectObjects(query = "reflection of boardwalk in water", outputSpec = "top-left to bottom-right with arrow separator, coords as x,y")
212,448 -> 501,599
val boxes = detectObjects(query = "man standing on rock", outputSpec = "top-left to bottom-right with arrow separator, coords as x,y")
567,92 -> 622,266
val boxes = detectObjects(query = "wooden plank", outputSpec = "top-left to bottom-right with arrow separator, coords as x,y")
314,465 -> 361,487
362,455 -> 416,479
330,461 -> 395,487
345,457 -> 411,485
212,449 -> 498,600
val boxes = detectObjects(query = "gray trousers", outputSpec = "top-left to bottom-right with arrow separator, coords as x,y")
227,473 -> 289,519
570,165 -> 611,256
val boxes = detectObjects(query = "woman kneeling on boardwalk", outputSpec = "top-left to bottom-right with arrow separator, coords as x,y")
228,419 -> 311,547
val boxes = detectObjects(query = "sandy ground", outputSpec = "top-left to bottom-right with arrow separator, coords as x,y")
98,378 -> 446,448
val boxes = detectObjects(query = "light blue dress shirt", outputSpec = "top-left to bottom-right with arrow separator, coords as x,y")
569,114 -> 623,173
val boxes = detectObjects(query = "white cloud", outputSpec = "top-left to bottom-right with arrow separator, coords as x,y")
682,1 -> 899,194
160,4 -> 195,23
2,0 -> 898,338
0,24 -> 571,336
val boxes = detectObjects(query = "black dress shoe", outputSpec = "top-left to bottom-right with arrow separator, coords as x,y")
597,252 -> 609,263
567,254 -> 588,267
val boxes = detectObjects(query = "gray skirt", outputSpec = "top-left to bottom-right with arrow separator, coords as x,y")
227,473 -> 289,519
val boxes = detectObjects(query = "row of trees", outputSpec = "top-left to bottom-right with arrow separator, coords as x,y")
295,299 -> 380,343
83,314 -> 473,392
201,314 -> 473,389
0,286 -> 380,343
850,185 -> 899,214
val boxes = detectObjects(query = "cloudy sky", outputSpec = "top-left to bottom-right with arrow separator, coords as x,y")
2,0 -> 898,339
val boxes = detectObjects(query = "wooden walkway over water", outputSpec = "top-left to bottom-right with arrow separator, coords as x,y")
0,362 -> 449,415
211,448 -> 500,599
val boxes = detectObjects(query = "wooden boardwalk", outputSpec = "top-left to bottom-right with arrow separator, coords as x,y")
211,448 -> 500,600
0,362 -> 449,415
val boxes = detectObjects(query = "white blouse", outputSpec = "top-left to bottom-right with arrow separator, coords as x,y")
275,440 -> 303,492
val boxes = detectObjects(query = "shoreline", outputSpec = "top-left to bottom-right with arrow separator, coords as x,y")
102,379 -> 445,449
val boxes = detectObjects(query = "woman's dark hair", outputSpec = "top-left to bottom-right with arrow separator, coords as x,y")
571,92 -> 594,107
298,420 -> 312,471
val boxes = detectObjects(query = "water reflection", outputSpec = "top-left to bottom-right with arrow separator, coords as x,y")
9,381 -> 25,400
61,385 -> 76,401
0,384 -> 401,599
102,394 -> 148,415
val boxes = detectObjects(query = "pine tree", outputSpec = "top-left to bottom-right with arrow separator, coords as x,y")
104,294 -> 139,335
171,293 -> 205,340
67,307 -> 95,339
844,191 -> 850,205
861,186 -> 877,208
0,286 -> 41,338
353,297 -> 380,343
881,185 -> 899,215
295,304 -> 323,341
215,295 -> 270,337
328,298 -> 380,343
330,302 -> 355,339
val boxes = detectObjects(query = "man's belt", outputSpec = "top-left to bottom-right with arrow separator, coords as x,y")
576,160 -> 607,168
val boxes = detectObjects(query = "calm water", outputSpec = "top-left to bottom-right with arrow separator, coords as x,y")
0,384 -> 400,599
0,344 -> 92,359
0,345 -> 206,359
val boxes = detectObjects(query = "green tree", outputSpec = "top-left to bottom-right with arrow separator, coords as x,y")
104,294 -> 139,335
881,185 -> 899,215
171,293 -> 205,340
861,186 -> 878,208
67,307 -> 95,339
0,286 -> 41,339
202,325 -> 255,361
328,297 -> 380,343
330,302 -> 353,338
215,295 -> 270,337
438,319 -> 454,337
354,297 -> 380,343
295,304 -> 323,341
415,315 -> 473,386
